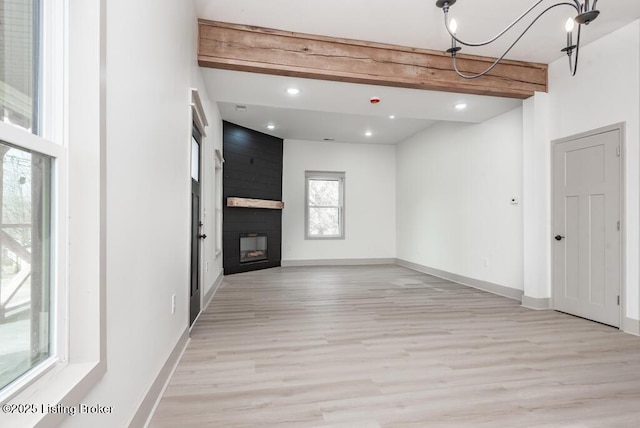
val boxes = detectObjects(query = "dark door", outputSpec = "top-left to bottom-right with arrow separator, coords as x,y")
190,125 -> 202,325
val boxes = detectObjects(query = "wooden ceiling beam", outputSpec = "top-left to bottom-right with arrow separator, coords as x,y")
198,19 -> 547,100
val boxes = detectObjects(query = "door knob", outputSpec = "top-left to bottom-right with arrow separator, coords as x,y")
554,235 -> 565,241
199,234 -> 207,239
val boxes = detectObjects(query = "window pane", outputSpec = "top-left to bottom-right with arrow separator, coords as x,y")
0,140 -> 51,390
308,207 -> 339,236
0,0 -> 40,134
308,179 -> 339,206
191,137 -> 199,182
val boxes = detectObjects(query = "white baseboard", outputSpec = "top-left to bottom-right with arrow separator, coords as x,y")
396,259 -> 524,302
130,328 -> 189,428
623,317 -> 640,336
521,295 -> 552,310
203,271 -> 224,310
282,258 -> 396,267
133,273 -> 223,426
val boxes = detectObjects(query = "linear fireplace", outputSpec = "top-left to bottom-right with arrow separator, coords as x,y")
240,233 -> 268,264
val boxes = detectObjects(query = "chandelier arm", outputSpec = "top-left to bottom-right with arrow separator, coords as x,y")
450,2 -> 580,79
571,24 -> 582,76
444,0 -> 544,47
452,43 -> 515,79
444,0 -> 580,48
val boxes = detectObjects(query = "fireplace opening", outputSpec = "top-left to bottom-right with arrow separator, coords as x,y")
240,233 -> 268,263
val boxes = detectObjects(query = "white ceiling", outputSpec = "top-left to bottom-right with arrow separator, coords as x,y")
205,69 -> 522,144
196,0 -> 640,144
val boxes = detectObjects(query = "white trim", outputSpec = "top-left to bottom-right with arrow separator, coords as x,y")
215,150 -> 223,255
191,89 -> 208,137
396,259 -> 524,302
282,258 -> 396,267
51,134 -> 69,372
41,0 -> 67,144
203,271 -> 224,311
134,274 -> 224,427
521,295 -> 552,310
130,329 -> 191,428
215,148 -> 224,166
622,317 -> 640,336
0,123 -> 65,159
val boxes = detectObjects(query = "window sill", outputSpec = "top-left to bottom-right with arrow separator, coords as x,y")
1,360 -> 106,427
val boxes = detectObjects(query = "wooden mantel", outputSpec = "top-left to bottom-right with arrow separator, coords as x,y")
227,197 -> 284,210
198,19 -> 547,99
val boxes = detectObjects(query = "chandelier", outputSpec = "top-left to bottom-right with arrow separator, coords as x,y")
435,0 -> 601,78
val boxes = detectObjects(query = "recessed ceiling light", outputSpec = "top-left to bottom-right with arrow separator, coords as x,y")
286,88 -> 300,95
365,131 -> 373,137
266,124 -> 276,130
235,105 -> 247,112
455,103 -> 467,110
389,115 -> 396,119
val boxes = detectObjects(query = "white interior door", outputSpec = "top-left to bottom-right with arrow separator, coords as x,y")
552,128 -> 621,327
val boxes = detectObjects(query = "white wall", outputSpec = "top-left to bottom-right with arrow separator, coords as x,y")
545,20 -> 640,321
53,14 -> 639,428
62,0 -> 222,426
198,71 -> 224,296
282,140 -> 396,262
396,108 -> 524,291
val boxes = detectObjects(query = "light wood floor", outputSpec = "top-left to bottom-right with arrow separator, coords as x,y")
150,265 -> 640,427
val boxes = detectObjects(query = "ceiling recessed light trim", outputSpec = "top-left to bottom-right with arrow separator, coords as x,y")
389,115 -> 396,119
286,88 -> 300,95
266,124 -> 276,130
365,131 -> 373,137
455,103 -> 467,111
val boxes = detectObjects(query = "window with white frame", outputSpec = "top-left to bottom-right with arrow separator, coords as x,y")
305,171 -> 345,239
0,0 -> 65,398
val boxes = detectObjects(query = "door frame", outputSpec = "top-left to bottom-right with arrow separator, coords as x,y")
189,89 -> 209,327
189,124 -> 203,326
550,122 -> 626,329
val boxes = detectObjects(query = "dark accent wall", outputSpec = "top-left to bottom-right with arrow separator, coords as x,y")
223,121 -> 283,274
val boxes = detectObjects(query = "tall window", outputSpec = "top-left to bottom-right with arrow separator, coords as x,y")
305,171 -> 345,239
0,0 -> 60,397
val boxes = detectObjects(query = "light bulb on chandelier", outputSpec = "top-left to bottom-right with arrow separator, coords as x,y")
435,0 -> 600,79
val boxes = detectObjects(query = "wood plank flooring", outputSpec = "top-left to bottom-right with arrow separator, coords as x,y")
150,265 -> 640,427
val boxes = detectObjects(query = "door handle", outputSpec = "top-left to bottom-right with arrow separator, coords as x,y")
199,234 -> 207,239
555,235 -> 565,241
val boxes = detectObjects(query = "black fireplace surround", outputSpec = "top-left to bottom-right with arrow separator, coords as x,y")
222,122 -> 283,274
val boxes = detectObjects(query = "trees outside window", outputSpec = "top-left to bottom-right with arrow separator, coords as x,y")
305,171 -> 345,239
